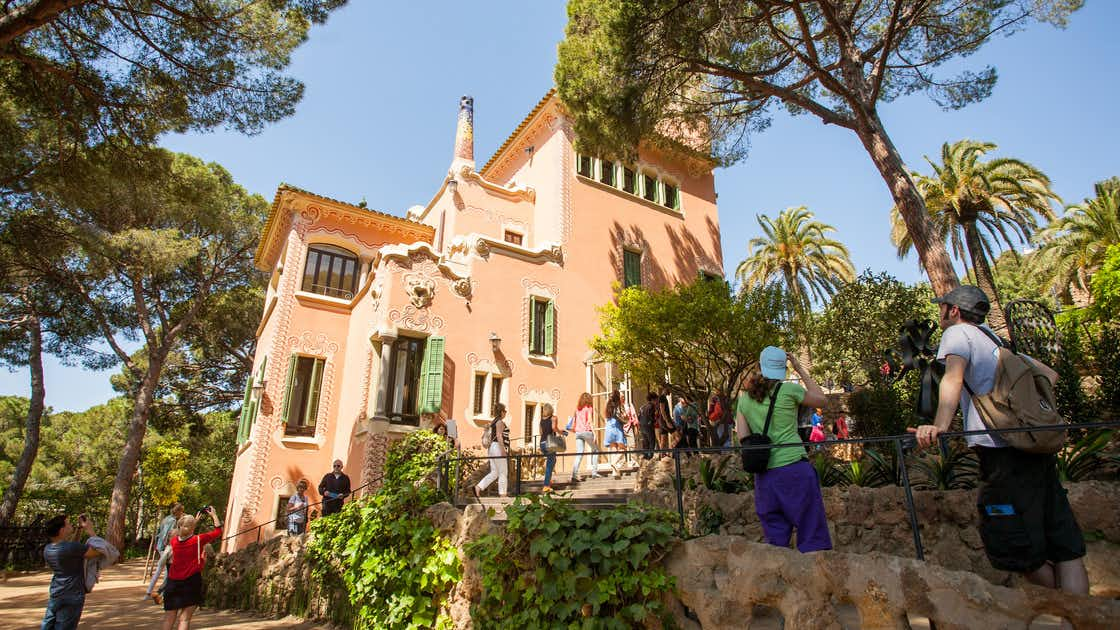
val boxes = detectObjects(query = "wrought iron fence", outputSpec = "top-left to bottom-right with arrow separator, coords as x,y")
443,419 -> 1120,561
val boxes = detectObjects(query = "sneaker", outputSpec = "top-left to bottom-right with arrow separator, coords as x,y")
542,486 -> 553,493
589,473 -> 603,479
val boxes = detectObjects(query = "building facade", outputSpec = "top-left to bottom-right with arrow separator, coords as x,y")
224,91 -> 724,550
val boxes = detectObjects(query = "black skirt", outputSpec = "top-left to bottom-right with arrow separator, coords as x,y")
164,572 -> 203,610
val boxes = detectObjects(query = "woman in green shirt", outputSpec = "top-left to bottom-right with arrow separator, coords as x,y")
734,346 -> 832,552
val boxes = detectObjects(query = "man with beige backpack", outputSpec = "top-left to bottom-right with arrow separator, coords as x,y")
910,285 -> 1088,595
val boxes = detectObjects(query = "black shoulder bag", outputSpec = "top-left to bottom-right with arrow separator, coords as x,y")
740,383 -> 782,474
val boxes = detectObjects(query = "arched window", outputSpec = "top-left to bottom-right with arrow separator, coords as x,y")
301,244 -> 359,299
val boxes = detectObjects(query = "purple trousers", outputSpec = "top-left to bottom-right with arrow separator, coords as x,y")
754,459 -> 832,552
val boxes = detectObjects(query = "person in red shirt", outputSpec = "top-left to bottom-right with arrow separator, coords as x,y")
835,415 -> 850,440
162,506 -> 222,630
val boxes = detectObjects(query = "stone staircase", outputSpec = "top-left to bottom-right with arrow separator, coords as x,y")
458,467 -> 641,520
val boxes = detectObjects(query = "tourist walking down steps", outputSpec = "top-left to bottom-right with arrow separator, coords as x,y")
475,403 -> 511,500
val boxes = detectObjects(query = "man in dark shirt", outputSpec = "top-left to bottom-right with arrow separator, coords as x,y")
637,392 -> 659,459
41,514 -> 102,630
318,459 -> 351,517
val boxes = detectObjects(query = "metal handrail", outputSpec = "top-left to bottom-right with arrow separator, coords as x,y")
444,419 -> 1120,562
222,473 -> 385,545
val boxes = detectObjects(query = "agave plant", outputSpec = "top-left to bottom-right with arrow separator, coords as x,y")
697,455 -> 752,493
911,445 -> 979,490
810,453 -> 844,487
1057,430 -> 1115,482
837,457 -> 890,488
862,448 -> 901,487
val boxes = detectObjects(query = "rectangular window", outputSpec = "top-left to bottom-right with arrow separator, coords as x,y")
623,249 -> 642,288
622,167 -> 636,194
577,155 -> 593,177
283,356 -> 325,436
276,495 -> 290,522
524,403 -> 536,449
504,231 -> 523,246
491,376 -> 504,416
663,184 -> 679,210
530,298 -> 548,355
599,160 -> 615,187
473,373 -> 487,416
643,174 -> 658,202
386,337 -> 426,426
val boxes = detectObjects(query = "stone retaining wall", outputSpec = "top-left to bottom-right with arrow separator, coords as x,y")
202,533 -> 353,626
636,455 -> 1120,596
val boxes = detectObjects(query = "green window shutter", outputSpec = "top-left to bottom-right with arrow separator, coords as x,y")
303,358 -> 324,427
280,355 -> 298,425
544,300 -> 555,355
624,250 -> 641,288
420,337 -> 445,414
237,376 -> 253,444
529,297 -> 537,353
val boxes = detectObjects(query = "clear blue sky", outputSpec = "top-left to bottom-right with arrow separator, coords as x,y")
4,1 -> 1118,411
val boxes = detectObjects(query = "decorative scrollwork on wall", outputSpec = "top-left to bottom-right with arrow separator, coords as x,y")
389,305 -> 445,333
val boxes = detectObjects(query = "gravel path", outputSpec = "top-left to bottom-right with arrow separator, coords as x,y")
0,560 -> 329,629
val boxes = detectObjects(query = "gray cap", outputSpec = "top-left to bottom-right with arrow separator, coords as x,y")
931,285 -> 990,317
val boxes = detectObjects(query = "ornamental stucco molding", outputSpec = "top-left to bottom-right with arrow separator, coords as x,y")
243,231 -> 304,524
455,165 -> 536,203
286,331 -> 339,439
466,352 -> 514,377
517,383 -> 561,405
388,304 -> 445,334
300,204 -> 429,242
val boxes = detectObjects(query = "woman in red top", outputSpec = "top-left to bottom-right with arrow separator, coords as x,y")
162,506 -> 222,630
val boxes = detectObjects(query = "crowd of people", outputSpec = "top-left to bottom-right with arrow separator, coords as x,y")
35,284 -> 1091,627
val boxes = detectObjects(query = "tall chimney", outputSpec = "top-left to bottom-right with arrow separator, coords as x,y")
451,95 -> 475,171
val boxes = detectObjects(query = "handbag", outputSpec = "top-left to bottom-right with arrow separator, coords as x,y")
740,384 -> 782,474
545,433 -> 568,453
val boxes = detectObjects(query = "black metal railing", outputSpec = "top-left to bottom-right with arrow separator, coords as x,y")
222,473 -> 385,547
443,419 -> 1120,561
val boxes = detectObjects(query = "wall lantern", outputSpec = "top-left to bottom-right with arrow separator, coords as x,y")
251,378 -> 267,397
489,332 -> 501,352
447,177 -> 458,196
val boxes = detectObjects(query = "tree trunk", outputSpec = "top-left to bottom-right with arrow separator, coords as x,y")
0,313 -> 45,527
104,350 -> 168,550
854,111 -> 960,295
962,221 -> 1008,335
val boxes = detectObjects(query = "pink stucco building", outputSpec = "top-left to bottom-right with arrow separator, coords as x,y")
224,91 -> 724,549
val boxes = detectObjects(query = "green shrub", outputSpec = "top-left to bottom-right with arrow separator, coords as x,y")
306,431 -> 461,630
466,494 -> 677,628
911,445 -> 978,490
1057,430 -> 1115,482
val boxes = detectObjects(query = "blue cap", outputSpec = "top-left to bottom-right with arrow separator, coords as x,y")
759,346 -> 787,380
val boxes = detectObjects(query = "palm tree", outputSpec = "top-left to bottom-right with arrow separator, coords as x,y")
1032,179 -> 1120,299
890,140 -> 1059,333
736,206 -> 854,314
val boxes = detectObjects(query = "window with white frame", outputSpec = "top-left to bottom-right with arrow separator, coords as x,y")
576,155 -> 682,212
528,296 -> 555,356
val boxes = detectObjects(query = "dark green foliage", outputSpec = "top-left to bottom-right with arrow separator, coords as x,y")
467,494 -> 677,628
811,271 -> 937,387
692,455 -> 751,494
1,0 -> 347,196
593,279 -> 793,401
305,431 -> 460,630
847,372 -> 922,437
911,446 -> 979,490
1093,325 -> 1120,419
1057,430 -> 1115,483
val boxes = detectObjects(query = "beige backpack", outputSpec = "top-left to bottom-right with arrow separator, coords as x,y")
964,327 -> 1067,454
